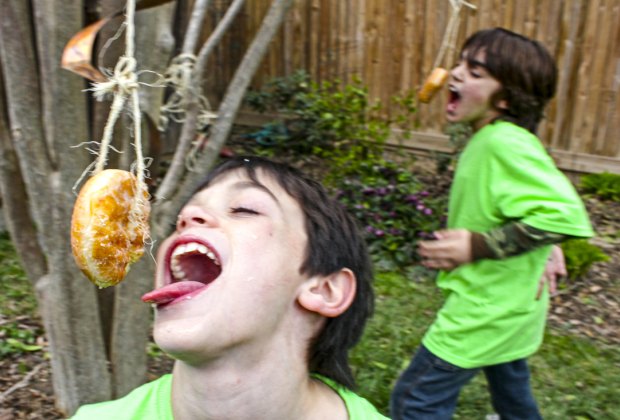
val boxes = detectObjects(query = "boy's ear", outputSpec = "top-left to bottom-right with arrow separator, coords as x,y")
497,99 -> 508,110
297,268 -> 357,318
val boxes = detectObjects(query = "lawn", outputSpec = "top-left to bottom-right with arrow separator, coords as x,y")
351,269 -> 620,419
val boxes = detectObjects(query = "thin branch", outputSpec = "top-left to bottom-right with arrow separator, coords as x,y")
181,0 -> 212,54
166,0 -> 295,215
155,0 -> 246,201
0,363 -> 46,403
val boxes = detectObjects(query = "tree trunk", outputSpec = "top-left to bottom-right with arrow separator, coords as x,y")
0,0 -> 295,415
0,0 -> 111,414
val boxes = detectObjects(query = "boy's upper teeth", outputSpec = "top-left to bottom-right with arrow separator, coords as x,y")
171,241 -> 220,265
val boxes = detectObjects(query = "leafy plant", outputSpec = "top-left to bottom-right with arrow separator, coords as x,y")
244,70 -> 392,157
331,159 -> 446,270
560,239 -> 609,280
245,72 -> 447,268
0,322 -> 43,356
579,171 -> 620,201
0,232 -> 37,317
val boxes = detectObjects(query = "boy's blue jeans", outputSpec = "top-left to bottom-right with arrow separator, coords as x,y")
390,345 -> 542,420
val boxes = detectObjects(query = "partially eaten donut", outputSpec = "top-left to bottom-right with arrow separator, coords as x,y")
418,67 -> 449,103
71,169 -> 150,288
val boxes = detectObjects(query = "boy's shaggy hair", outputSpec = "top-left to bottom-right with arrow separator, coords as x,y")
191,156 -> 375,389
462,27 -> 557,133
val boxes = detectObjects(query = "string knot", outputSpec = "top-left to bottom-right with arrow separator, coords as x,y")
92,56 -> 139,100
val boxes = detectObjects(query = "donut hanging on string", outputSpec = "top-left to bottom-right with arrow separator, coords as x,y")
66,0 -> 151,288
418,0 -> 476,103
71,169 -> 150,288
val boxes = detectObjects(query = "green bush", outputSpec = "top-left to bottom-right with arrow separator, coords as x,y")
579,171 -> 620,201
245,72 -> 446,269
244,70 -> 421,157
331,159 -> 446,270
561,239 -> 609,280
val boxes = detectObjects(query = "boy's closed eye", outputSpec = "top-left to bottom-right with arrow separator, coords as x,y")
230,206 -> 260,215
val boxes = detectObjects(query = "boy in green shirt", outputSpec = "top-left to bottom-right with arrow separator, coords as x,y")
391,28 -> 593,419
73,156 -> 387,419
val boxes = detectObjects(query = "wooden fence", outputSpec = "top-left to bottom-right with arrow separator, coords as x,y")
201,0 -> 620,174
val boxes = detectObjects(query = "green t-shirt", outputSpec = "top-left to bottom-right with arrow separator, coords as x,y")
71,373 -> 388,419
423,121 -> 593,368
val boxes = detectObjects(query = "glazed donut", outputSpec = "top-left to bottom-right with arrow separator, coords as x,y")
71,169 -> 150,288
418,67 -> 449,103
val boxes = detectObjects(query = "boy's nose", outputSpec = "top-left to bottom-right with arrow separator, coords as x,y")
176,205 -> 217,231
450,63 -> 464,82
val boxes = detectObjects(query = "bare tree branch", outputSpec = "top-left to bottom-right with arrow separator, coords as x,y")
181,0 -> 212,54
155,0 -> 246,202
163,0 -> 296,226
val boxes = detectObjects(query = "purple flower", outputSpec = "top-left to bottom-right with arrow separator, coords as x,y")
375,229 -> 385,237
424,208 -> 433,215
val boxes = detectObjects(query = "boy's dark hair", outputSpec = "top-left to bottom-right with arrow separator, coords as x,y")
462,27 -> 557,133
191,156 -> 374,389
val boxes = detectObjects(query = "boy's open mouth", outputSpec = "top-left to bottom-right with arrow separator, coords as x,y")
447,86 -> 461,113
141,239 -> 222,306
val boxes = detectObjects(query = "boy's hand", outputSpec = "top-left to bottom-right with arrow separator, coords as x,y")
536,245 -> 566,300
418,229 -> 472,270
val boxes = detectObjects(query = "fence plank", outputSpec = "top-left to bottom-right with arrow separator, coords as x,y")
199,0 -> 620,170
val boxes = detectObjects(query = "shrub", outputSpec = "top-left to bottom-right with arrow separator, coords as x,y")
245,72 -> 447,269
244,70 -> 407,158
560,239 -> 609,280
579,171 -> 620,202
331,159 -> 446,270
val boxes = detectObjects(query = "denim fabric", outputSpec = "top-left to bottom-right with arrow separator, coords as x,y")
390,345 -> 542,420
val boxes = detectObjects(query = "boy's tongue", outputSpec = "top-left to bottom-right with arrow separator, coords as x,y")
141,281 -> 206,305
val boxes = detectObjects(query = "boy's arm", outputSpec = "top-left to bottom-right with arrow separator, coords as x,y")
418,222 -> 573,270
470,221 -> 570,260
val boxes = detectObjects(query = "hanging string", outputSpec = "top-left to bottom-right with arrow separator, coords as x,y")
157,53 -> 217,133
432,0 -> 477,70
87,0 -> 147,189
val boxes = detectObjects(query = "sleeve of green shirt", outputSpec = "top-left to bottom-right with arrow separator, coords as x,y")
471,221 -> 572,261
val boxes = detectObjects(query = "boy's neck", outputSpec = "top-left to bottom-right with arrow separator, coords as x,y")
170,349 -> 348,420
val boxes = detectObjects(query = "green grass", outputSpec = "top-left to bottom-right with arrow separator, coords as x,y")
0,232 -> 37,317
1,235 -> 619,418
352,270 -> 620,419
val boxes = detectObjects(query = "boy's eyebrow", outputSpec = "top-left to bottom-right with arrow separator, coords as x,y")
231,180 -> 281,205
468,58 -> 489,70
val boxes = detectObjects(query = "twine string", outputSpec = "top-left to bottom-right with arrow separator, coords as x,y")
433,0 -> 477,70
158,53 -> 216,132
85,0 -> 147,191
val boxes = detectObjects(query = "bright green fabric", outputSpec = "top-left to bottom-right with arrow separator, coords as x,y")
71,373 -> 388,419
423,121 -> 593,368
71,374 -> 174,419
314,375 -> 389,419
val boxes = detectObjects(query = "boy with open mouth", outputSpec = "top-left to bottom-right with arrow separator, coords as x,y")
73,156 -> 388,419
391,28 -> 593,419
